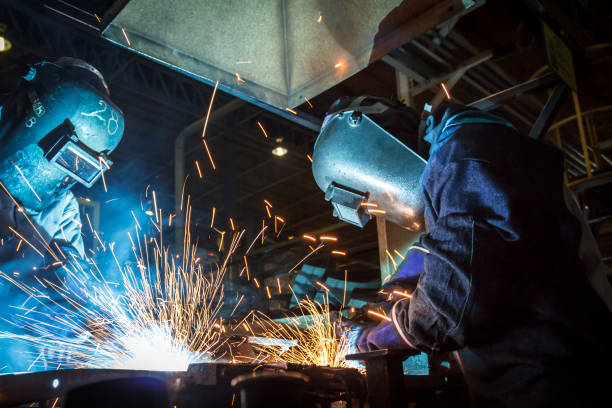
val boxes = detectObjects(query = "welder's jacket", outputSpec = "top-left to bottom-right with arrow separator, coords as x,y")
390,107 -> 612,407
0,187 -> 85,373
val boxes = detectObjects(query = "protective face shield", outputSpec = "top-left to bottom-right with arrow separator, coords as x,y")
0,58 -> 124,211
312,96 -> 426,230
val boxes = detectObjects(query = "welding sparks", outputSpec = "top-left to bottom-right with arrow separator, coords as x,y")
210,207 -> 216,228
367,310 -> 391,322
265,205 -> 271,219
306,154 -> 313,163
13,163 -> 41,202
195,160 -> 203,178
319,235 -> 337,242
263,199 -> 273,208
235,60 -> 252,65
285,107 -> 297,115
304,97 -> 313,108
368,209 -> 386,214
441,82 -> 451,100
0,199 -> 242,372
256,121 -> 269,138
334,62 -> 343,69
201,80 -> 219,170
393,290 -> 412,299
317,13 -> 323,23
331,250 -> 346,256
360,202 -> 377,207
248,296 -> 351,368
385,249 -> 398,270
235,73 -> 245,84
93,13 -> 101,23
393,249 -> 405,260
302,234 -> 316,242
121,27 -> 131,46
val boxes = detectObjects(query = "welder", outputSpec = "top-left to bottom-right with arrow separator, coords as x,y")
313,97 -> 612,407
0,58 -> 124,372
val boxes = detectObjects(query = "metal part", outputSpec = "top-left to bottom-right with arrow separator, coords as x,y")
468,72 -> 560,111
0,363 -> 365,408
312,110 -> 427,230
346,349 -> 419,408
231,371 -> 310,408
528,83 -> 569,140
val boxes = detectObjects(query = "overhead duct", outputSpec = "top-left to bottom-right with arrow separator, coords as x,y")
103,0 -> 471,113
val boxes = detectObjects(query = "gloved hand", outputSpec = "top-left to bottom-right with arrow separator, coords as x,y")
383,250 -> 424,301
357,323 -> 407,352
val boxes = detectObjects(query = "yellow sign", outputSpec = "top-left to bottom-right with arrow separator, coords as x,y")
542,22 -> 577,91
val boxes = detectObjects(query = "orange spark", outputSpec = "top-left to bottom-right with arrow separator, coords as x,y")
393,249 -> 405,260
235,73 -> 245,84
277,277 -> 282,294
441,82 -> 451,100
203,139 -> 216,170
331,250 -> 346,256
393,290 -> 412,299
368,209 -> 386,214
302,234 -> 316,242
93,13 -> 101,23
264,199 -> 273,208
306,154 -> 313,163
319,235 -> 337,242
368,310 -> 391,322
275,215 -> 285,223
285,107 -> 297,115
266,286 -> 271,299
195,160 -> 203,178
360,202 -> 378,207
334,62 -> 343,69
121,27 -> 131,45
265,205 -> 271,219
210,207 -> 216,228
317,13 -> 323,23
316,281 -> 329,292
257,121 -> 269,138
253,277 -> 260,288
304,97 -> 313,108
230,217 -> 235,231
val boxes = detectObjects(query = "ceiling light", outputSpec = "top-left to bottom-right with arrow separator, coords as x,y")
272,146 -> 288,157
0,36 -> 11,52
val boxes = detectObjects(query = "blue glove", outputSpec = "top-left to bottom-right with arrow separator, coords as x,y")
384,251 -> 424,291
357,323 -> 406,352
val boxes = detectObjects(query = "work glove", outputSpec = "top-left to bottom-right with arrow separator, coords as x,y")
357,322 -> 407,352
383,250 -> 424,301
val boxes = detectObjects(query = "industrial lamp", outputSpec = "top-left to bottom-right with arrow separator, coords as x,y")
0,35 -> 11,52
272,137 -> 288,157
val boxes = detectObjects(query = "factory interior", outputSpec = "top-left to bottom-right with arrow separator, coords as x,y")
0,0 -> 611,407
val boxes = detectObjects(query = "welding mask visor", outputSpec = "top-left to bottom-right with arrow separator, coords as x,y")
312,96 -> 426,230
38,119 -> 113,188
0,59 -> 123,211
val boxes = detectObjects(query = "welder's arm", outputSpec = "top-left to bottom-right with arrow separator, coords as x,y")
390,154 -> 521,353
51,193 -> 85,259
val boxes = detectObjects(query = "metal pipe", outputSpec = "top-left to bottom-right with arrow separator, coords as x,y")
572,92 -> 592,177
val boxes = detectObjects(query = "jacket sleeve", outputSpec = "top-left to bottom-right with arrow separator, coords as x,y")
391,147 -> 527,353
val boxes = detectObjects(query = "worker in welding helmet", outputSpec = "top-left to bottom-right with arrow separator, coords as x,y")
0,57 -> 124,264
0,58 -> 124,373
320,98 -> 612,406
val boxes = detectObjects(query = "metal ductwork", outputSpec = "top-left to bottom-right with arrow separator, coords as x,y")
103,0 -> 469,112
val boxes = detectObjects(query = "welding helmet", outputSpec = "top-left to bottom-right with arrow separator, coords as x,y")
312,96 -> 425,230
0,58 -> 124,211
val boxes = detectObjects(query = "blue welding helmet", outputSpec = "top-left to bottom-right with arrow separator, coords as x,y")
312,96 -> 426,230
0,58 -> 124,211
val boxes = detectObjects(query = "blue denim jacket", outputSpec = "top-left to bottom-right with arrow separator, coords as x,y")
390,106 -> 612,406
